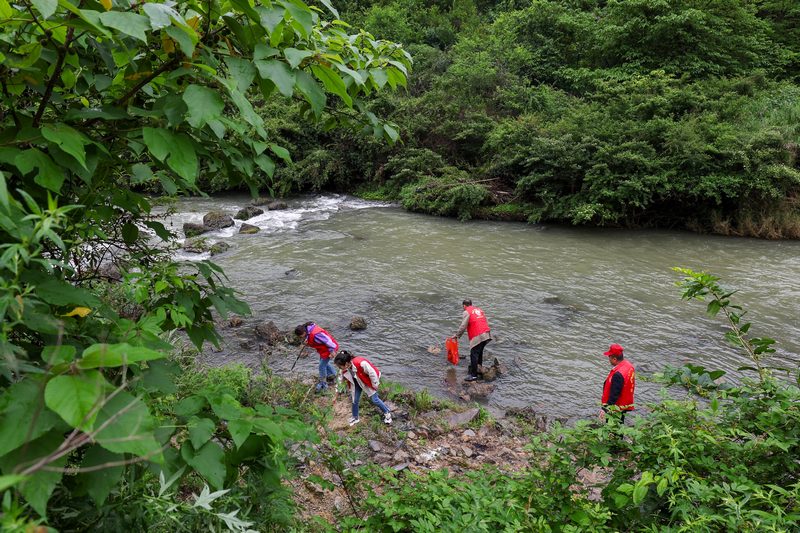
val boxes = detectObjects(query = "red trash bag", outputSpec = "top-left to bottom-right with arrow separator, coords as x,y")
445,337 -> 459,365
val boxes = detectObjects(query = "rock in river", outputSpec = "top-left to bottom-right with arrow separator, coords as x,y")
203,210 -> 234,229
239,223 -> 260,234
235,206 -> 264,220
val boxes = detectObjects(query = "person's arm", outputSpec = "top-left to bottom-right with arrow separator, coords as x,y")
313,331 -> 338,353
602,373 -> 625,411
360,361 -> 380,389
454,310 -> 469,338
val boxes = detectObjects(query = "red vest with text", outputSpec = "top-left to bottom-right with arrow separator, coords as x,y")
306,324 -> 338,359
602,359 -> 635,411
352,356 -> 381,388
465,306 -> 490,340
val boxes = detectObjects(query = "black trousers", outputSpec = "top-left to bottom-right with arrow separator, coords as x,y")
469,339 -> 490,377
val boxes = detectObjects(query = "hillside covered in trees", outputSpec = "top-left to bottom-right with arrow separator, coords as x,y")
235,0 -> 800,237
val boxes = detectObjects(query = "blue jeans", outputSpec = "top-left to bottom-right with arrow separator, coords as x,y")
352,381 -> 390,419
318,357 -> 336,383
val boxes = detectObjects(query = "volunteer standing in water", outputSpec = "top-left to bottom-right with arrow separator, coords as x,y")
334,351 -> 392,426
295,321 -> 339,393
451,299 -> 493,382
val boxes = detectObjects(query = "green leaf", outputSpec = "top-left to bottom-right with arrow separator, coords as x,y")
182,441 -> 226,489
0,431 -> 66,518
255,59 -> 296,98
165,24 -> 197,57
0,474 -> 27,492
140,359 -> 179,394
311,64 -> 351,106
632,482 -> 649,505
284,47 -> 313,69
284,0 -> 313,37
224,56 -> 257,92
45,370 -> 109,431
42,345 -> 77,365
317,0 -> 338,18
142,3 -> 183,30
0,379 -> 63,457
41,123 -> 89,169
183,85 -> 225,129
174,395 -> 207,417
142,127 -> 198,183
228,419 -> 253,449
383,123 -> 399,143
254,154 -> 276,177
269,143 -> 291,163
206,392 -> 243,420
99,11 -> 151,42
35,278 -> 100,307
94,391 -> 162,459
122,222 -> 139,244
656,477 -> 668,496
78,343 -> 165,369
79,446 -> 124,506
14,149 -> 64,192
0,0 -> 15,18
31,0 -> 57,19
188,417 -> 216,449
295,71 -> 325,118
369,67 -> 389,88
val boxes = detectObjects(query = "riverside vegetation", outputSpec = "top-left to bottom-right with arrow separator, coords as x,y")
225,0 -> 800,237
0,0 -> 799,531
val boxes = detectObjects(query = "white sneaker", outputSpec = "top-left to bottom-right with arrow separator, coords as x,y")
384,412 -> 392,425
348,417 -> 360,426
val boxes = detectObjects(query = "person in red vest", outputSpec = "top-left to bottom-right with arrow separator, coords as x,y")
295,321 -> 339,393
600,343 -> 635,423
451,299 -> 493,382
334,351 -> 392,426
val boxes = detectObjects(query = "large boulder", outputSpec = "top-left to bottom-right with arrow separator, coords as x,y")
235,206 -> 264,220
239,223 -> 260,234
267,201 -> 288,210
203,211 -> 234,229
183,222 -> 207,237
254,320 -> 283,345
209,241 -> 230,256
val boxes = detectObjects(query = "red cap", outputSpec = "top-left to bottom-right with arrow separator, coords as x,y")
603,343 -> 624,357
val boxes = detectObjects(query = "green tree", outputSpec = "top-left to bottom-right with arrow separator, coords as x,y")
0,0 -> 410,524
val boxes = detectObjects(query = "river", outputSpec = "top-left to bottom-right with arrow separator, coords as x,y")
165,194 -> 800,420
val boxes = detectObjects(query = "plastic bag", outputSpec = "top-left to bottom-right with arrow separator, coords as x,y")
445,337 -> 459,365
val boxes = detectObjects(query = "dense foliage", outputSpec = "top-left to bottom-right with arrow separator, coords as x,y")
264,0 -> 800,236
0,0 -> 409,528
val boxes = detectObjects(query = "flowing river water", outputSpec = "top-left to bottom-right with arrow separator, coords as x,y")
166,194 -> 800,420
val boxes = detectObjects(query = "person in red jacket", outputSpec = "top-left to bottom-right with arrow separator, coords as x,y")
334,351 -> 392,426
295,321 -> 339,393
599,343 -> 635,423
451,299 -> 493,382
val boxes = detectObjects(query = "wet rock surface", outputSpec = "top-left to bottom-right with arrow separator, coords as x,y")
239,223 -> 260,234
349,316 -> 367,330
203,210 -> 234,229
183,222 -> 207,237
235,206 -> 264,220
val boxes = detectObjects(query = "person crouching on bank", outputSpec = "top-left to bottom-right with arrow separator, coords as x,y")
334,351 -> 392,426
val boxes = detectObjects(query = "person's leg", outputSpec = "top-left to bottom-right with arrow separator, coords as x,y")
318,357 -> 327,382
369,392 -> 390,414
476,340 -> 488,369
352,382 -> 363,419
325,360 -> 337,382
468,345 -> 480,378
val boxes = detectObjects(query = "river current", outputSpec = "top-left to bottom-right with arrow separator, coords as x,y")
165,194 -> 800,419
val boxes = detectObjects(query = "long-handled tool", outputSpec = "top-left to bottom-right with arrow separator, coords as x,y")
289,344 -> 307,371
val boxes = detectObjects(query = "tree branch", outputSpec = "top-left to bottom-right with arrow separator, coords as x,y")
33,25 -> 76,127
114,56 -> 180,107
